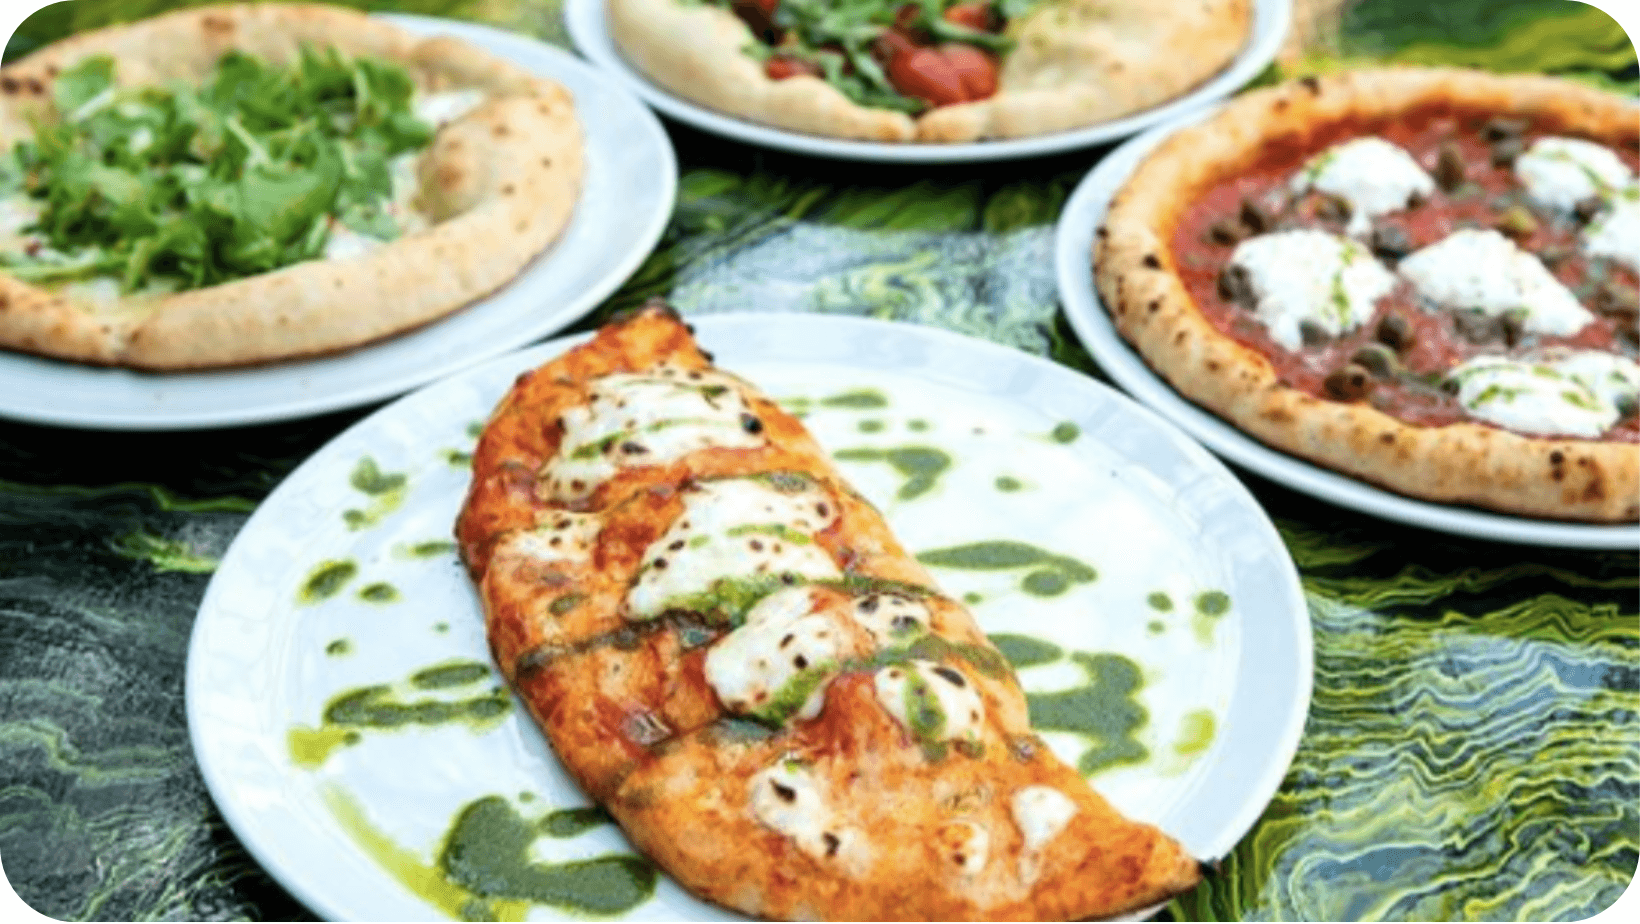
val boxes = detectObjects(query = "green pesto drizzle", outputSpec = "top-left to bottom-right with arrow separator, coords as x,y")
1193,590 -> 1233,645
1026,652 -> 1149,775
299,559 -> 357,604
757,663 -> 839,724
358,582 -> 399,604
1050,422 -> 1080,443
989,633 -> 1063,669
442,448 -> 473,467
288,660 -> 510,768
548,594 -> 584,616
908,418 -> 930,431
344,456 -> 408,530
1148,591 -> 1174,611
994,475 -> 1023,492
858,419 -> 886,433
326,638 -> 352,656
917,541 -> 1096,598
1174,709 -> 1217,760
402,539 -> 458,558
412,661 -> 493,690
819,388 -> 888,409
832,446 -> 951,500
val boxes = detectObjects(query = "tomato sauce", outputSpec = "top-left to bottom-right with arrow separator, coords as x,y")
1169,114 -> 1639,442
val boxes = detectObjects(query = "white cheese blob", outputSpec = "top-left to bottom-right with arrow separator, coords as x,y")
1583,187 -> 1640,273
497,511 -> 602,565
1228,230 -> 1396,349
1291,137 -> 1435,235
542,367 -> 767,504
873,659 -> 985,743
705,587 -> 845,723
850,591 -> 931,645
1010,785 -> 1078,853
935,820 -> 990,876
1397,229 -> 1593,336
321,221 -> 384,261
1515,137 -> 1635,212
749,759 -> 860,864
1445,353 -> 1638,438
414,89 -> 487,128
625,477 -> 840,620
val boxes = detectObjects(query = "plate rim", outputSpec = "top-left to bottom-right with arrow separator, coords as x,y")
187,312 -> 1313,920
563,0 -> 1293,163
1054,110 -> 1640,550
0,16 -> 676,432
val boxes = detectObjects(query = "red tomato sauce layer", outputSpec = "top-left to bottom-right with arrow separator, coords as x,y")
1169,112 -> 1639,442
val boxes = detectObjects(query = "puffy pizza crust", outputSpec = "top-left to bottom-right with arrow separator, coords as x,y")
608,0 -> 1250,143
1095,68 -> 1640,523
0,3 -> 583,370
456,303 -> 1202,919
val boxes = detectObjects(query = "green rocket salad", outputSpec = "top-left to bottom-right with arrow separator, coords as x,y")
0,47 -> 437,295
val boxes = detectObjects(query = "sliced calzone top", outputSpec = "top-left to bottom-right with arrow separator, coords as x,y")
456,302 -> 1203,920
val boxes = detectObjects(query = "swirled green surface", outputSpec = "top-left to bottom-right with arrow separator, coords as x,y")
1,0 -> 1636,921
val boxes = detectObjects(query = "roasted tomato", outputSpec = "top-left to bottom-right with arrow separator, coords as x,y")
764,55 -> 822,80
885,42 -> 998,106
942,2 -> 996,32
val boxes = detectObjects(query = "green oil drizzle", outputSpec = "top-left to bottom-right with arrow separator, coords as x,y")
440,796 -> 655,916
1148,591 -> 1174,611
994,476 -> 1023,492
908,419 -> 930,431
1147,620 -> 1167,634
326,638 -> 352,656
343,456 -> 408,530
442,449 -> 473,467
858,419 -> 885,433
990,633 -> 1063,669
299,559 -> 358,604
820,389 -> 888,409
1193,590 -> 1233,644
917,541 -> 1096,598
402,539 -> 458,558
1050,422 -> 1080,443
962,591 -> 984,605
833,446 -> 952,500
358,582 -> 400,604
1026,652 -> 1148,775
288,660 -> 510,768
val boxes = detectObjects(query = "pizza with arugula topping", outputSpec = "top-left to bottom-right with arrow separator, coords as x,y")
0,3 -> 582,370
608,0 -> 1250,142
455,302 -> 1202,920
1096,68 -> 1639,522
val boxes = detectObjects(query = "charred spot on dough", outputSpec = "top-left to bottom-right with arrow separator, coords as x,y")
1379,431 -> 1396,445
1147,298 -> 1161,314
1300,75 -> 1321,94
1143,254 -> 1162,269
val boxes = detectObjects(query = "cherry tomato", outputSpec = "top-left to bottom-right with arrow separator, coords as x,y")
941,43 -> 997,100
764,55 -> 821,80
752,0 -> 778,15
885,43 -> 997,106
943,3 -> 994,32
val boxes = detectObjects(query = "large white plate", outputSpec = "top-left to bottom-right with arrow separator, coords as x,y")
0,16 -> 675,431
1056,112 -> 1640,550
186,314 -> 1311,921
565,0 -> 1290,163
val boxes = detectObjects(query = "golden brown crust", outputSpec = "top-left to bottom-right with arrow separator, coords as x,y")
456,303 -> 1201,919
0,3 -> 583,370
1095,67 -> 1640,523
608,0 -> 1250,143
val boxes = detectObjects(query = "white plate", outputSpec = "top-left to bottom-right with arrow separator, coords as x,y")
1056,112 -> 1640,550
565,0 -> 1290,163
187,314 -> 1311,921
0,16 -> 675,431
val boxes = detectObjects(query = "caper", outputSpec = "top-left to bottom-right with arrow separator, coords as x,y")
1481,117 -> 1528,142
1315,194 -> 1353,224
1299,319 -> 1332,348
1350,343 -> 1400,377
1493,204 -> 1539,240
1208,219 -> 1246,246
1217,263 -> 1255,305
1323,364 -> 1374,401
1376,311 -> 1416,352
1434,142 -> 1466,192
1453,310 -> 1504,344
1490,135 -> 1525,167
1238,199 -> 1270,234
1370,225 -> 1412,262
1573,195 -> 1605,224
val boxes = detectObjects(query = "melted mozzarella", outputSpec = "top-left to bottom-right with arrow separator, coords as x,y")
625,477 -> 840,619
850,592 -> 931,645
1010,785 -> 1077,853
1583,188 -> 1640,273
873,659 -> 985,742
1445,352 -> 1638,438
1397,229 -> 1593,336
1229,230 -> 1396,348
1515,137 -> 1634,212
748,759 -> 860,864
414,89 -> 486,128
705,587 -> 844,722
542,368 -> 767,504
498,511 -> 602,565
1291,137 -> 1435,236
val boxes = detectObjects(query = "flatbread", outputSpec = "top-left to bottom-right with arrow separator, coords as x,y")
455,302 -> 1203,920
1095,68 -> 1640,522
0,2 -> 583,370
607,0 -> 1250,143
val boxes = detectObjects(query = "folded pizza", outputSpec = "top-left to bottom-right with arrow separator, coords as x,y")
0,3 -> 582,370
455,302 -> 1202,919
608,0 -> 1251,143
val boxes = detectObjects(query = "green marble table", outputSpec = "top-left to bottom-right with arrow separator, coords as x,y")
1,0 -> 1636,920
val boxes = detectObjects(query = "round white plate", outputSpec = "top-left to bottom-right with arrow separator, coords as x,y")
0,16 -> 675,431
187,314 -> 1311,921
565,0 -> 1291,163
1056,112 -> 1640,550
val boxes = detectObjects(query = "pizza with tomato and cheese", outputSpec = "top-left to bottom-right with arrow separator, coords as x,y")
607,0 -> 1250,143
455,302 -> 1202,920
1096,68 -> 1640,523
0,3 -> 582,370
